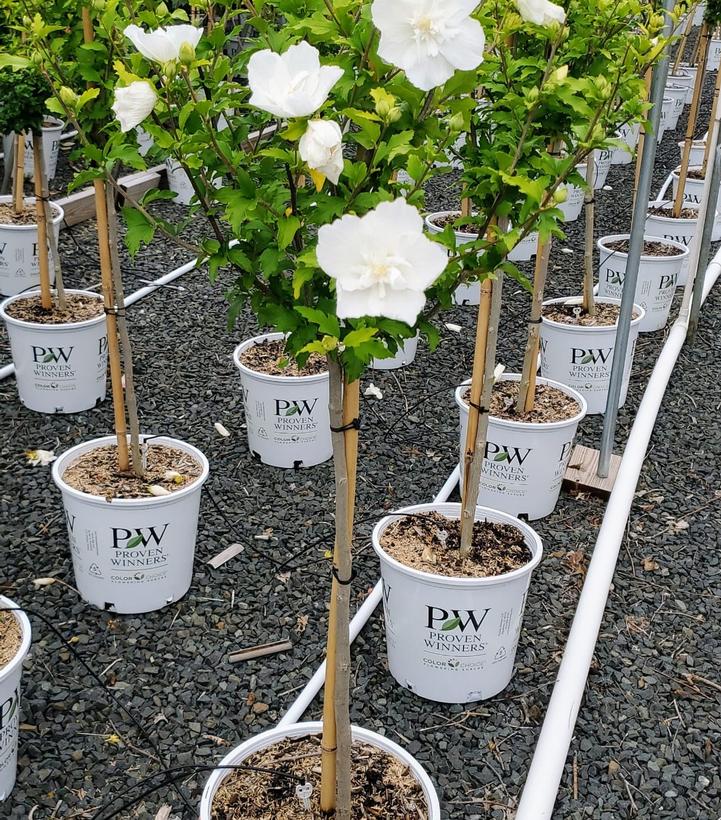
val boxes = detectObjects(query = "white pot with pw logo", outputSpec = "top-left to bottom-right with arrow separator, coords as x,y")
645,200 -> 704,286
372,503 -> 542,704
597,235 -> 689,332
165,158 -> 222,205
665,85 -> 687,131
455,375 -> 587,521
233,333 -> 331,469
52,436 -> 209,614
0,290 -> 107,414
708,38 -> 721,72
678,140 -> 706,167
540,296 -> 645,415
372,334 -> 419,370
22,118 -> 66,182
199,721 -> 441,819
611,123 -> 641,165
0,196 -> 64,297
0,597 -> 31,802
425,211 -> 481,305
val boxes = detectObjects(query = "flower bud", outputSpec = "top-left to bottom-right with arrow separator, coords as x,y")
448,112 -> 465,133
178,41 -> 196,65
92,0 -> 105,9
549,65 -> 568,84
554,186 -> 568,204
163,60 -> 178,80
59,86 -> 78,108
387,106 -> 402,123
375,98 -> 392,118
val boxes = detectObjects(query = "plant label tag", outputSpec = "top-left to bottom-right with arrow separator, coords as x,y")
296,782 -> 313,810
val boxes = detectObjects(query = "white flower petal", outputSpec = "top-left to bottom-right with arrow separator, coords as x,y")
25,448 -> 56,467
364,382 -> 384,400
515,0 -> 566,26
148,485 -> 172,497
214,422 -> 231,437
124,23 -> 203,63
445,322 -> 462,333
112,82 -> 158,133
299,120 -> 344,184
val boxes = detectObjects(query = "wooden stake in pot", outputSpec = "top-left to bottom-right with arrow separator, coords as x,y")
13,134 -> 24,215
321,360 -> 360,818
459,270 -> 504,556
582,155 -> 597,317
675,24 -> 711,218
32,134 -> 53,311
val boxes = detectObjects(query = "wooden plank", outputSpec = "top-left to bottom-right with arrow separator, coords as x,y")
563,444 -> 622,497
56,165 -> 165,228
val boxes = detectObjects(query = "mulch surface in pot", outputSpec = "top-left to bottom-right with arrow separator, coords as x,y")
0,611 -> 22,668
604,239 -> 684,257
647,205 -> 698,219
211,735 -> 427,819
380,511 -> 531,578
0,203 -> 38,226
543,302 -> 638,327
240,339 -> 326,377
428,212 -> 478,232
464,381 -> 580,423
61,443 -> 203,499
5,293 -> 103,324
686,168 -> 707,180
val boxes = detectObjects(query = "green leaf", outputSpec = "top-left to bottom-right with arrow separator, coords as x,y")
580,354 -> 594,364
441,617 -> 461,631
122,207 -> 154,256
126,535 -> 143,549
285,405 -> 301,416
277,215 -> 300,250
494,452 -> 509,462
343,327 -> 378,348
42,352 -> 55,363
295,307 -> 340,338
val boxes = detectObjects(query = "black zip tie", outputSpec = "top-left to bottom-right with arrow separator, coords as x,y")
527,317 -> 543,324
330,418 -> 361,433
467,400 -> 489,414
104,305 -> 127,317
332,566 -> 357,585
36,194 -> 51,202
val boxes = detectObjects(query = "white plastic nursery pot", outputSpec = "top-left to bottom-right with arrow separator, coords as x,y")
455,374 -> 586,520
22,119 -> 65,182
233,333 -> 331,469
580,149 -> 612,190
611,123 -> 641,165
51,436 -> 209,614
199,721 -> 441,819
694,2 -> 707,25
372,334 -> 419,370
372,502 -> 542,704
557,178 -> 585,222
597,234 -> 689,332
0,597 -> 31,802
540,296 -> 645,415
508,230 -> 538,262
165,158 -> 222,205
657,96 -> 674,143
708,38 -> 721,72
0,290 -> 107,414
666,71 -> 692,104
678,139 -> 706,167
679,64 -> 699,103
0,196 -> 64,297
670,165 -> 721,217
645,200 -> 702,285
664,84 -> 687,131
425,211 -> 481,305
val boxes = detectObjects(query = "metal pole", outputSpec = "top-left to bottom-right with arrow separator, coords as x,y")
689,146 -> 721,337
597,0 -> 677,478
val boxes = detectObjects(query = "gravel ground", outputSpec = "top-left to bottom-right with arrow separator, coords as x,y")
1,68 -> 720,819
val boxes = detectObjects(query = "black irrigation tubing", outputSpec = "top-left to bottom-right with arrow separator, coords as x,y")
0,605 -> 197,817
93,762 -> 305,820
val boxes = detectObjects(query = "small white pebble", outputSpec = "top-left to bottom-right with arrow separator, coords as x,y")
603,185 -> 613,191
214,422 -> 231,437
445,323 -> 462,333
561,248 -> 574,255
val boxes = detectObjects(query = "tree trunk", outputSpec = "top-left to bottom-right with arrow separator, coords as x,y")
13,134 -> 24,215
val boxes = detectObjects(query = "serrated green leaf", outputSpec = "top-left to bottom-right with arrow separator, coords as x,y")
343,327 -> 378,348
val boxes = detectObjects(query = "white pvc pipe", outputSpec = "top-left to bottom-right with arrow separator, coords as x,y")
278,465 -> 461,727
0,255 -> 200,382
515,246 -> 721,820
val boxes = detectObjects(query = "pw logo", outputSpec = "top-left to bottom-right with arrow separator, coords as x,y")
32,345 -> 74,364
571,347 -> 612,365
426,606 -> 491,633
112,524 -> 169,550
275,398 -> 318,417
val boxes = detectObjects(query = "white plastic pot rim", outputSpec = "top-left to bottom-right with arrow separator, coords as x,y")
647,200 -> 699,224
0,199 -> 64,232
425,210 -> 479,241
0,596 -> 31,686
372,501 -> 543,589
0,290 -> 105,331
201,721 -> 441,817
52,434 -> 209,508
233,332 -> 328,385
541,296 -> 645,333
455,373 -> 587,431
597,234 -> 689,262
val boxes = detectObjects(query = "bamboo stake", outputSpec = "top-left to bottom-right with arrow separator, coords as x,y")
105,184 -> 143,477
13,134 -> 25,215
32,135 -> 53,310
515,237 -> 552,415
82,3 -> 129,472
34,127 -> 67,311
582,155 -> 597,317
459,273 -> 504,556
674,9 -> 696,74
322,359 -> 358,818
461,197 -> 472,218
675,24 -> 711,217
702,59 -> 721,173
